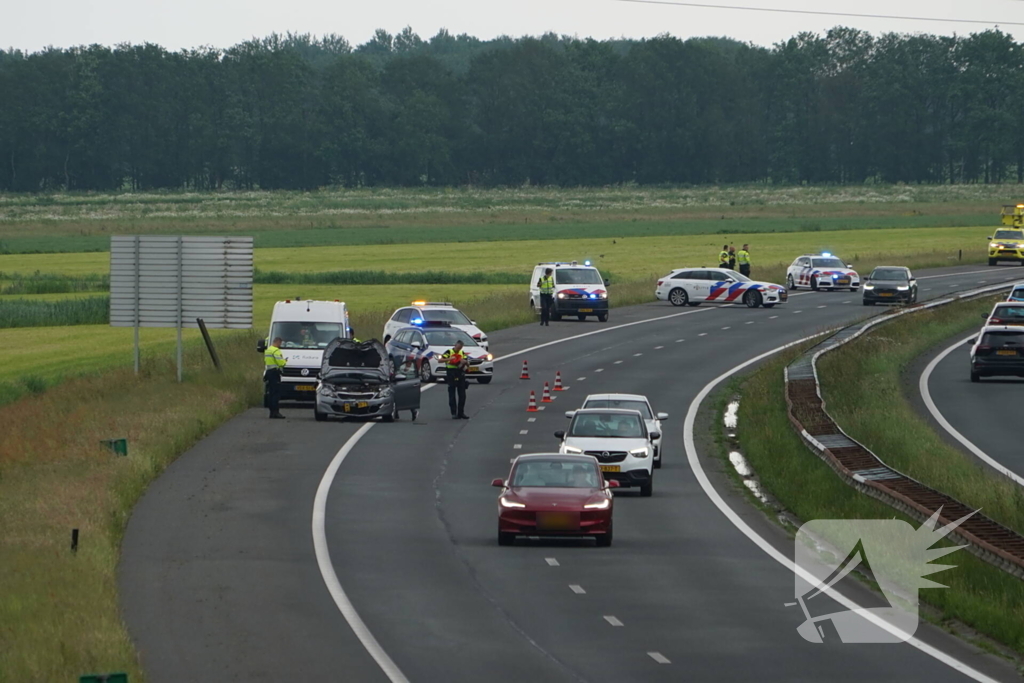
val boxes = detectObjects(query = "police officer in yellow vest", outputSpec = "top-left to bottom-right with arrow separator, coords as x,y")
537,267 -> 555,326
440,340 -> 470,419
719,245 -> 730,268
737,244 -> 751,277
264,336 -> 287,419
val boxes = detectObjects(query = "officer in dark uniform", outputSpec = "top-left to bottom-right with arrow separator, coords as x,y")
440,340 -> 470,419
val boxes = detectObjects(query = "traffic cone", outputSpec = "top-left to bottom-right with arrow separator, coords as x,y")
520,360 -> 530,380
527,391 -> 538,412
541,382 -> 553,403
553,371 -> 564,391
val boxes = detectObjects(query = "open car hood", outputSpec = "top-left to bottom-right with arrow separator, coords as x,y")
321,338 -> 393,377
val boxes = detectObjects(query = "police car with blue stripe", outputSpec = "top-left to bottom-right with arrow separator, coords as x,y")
655,268 -> 787,308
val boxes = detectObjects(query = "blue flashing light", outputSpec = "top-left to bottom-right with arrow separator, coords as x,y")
590,293 -> 598,299
584,260 -> 592,266
411,318 -> 424,325
821,252 -> 832,257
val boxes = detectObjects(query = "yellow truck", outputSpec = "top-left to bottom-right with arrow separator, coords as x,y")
990,206 -> 1024,266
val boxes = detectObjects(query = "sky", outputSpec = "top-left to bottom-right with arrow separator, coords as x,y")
5,0 -> 1024,53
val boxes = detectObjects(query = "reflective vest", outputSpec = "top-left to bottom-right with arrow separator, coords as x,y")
538,275 -> 555,295
737,250 -> 750,266
441,348 -> 468,369
264,345 -> 287,371
719,250 -> 729,264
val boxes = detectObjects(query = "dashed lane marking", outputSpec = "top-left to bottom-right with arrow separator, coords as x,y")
769,315 -> 778,319
519,429 -> 528,434
603,616 -> 624,626
527,417 -> 536,422
793,310 -> 803,314
648,652 -> 671,664
577,376 -> 586,381
595,368 -> 604,372
675,339 -> 684,342
698,333 -> 708,337
745,321 -> 754,325
721,326 -> 731,330
569,585 -> 586,594
545,558 -> 560,567
633,353 -> 643,357
654,345 -> 664,349
817,305 -> 827,309
513,444 -> 522,449
614,360 -> 623,364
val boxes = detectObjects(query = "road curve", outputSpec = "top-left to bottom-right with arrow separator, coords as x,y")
917,329 -> 1024,484
120,264 -> 1024,683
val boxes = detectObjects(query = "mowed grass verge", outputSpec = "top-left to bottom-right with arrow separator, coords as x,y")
736,300 -> 1024,653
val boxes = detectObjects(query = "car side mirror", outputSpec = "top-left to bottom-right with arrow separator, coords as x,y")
649,431 -> 661,440
554,430 -> 566,439
256,339 -> 267,353
987,236 -> 993,240
471,320 -> 477,325
724,278 -> 735,283
968,337 -> 977,344
981,314 -> 989,319
847,264 -> 853,268
564,411 -> 575,418
606,479 -> 620,488
656,412 -> 668,421
491,478 -> 504,488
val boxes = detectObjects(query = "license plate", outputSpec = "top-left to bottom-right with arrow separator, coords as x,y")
342,401 -> 369,412
835,279 -> 850,286
295,385 -> 317,391
537,512 -> 580,531
599,465 -> 621,473
997,349 -> 1017,356
468,367 -> 480,373
879,292 -> 894,297
578,308 -> 593,313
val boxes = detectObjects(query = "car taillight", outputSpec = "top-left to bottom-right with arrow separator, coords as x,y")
991,318 -> 1003,324
657,280 -> 664,286
977,345 -> 991,351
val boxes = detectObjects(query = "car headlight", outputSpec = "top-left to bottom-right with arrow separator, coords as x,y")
584,498 -> 611,510
557,292 -> 566,299
485,353 -> 493,361
991,243 -> 999,248
863,284 -> 874,290
897,286 -> 909,291
598,292 -> 607,299
562,446 -> 583,454
376,385 -> 393,398
499,497 -> 526,508
319,384 -> 336,396
629,447 -> 649,458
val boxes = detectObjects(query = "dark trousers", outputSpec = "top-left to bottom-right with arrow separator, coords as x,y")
446,367 -> 467,416
739,264 -> 751,277
539,293 -> 553,325
264,369 -> 282,416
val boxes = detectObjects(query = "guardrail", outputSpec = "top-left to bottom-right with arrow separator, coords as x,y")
784,283 -> 1024,580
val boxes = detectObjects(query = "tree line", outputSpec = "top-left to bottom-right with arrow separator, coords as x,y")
2,27 -> 1022,191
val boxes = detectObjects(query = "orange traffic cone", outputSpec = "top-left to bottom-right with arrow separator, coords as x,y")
541,382 -> 553,403
527,391 -> 538,412
520,360 -> 530,380
553,371 -> 564,391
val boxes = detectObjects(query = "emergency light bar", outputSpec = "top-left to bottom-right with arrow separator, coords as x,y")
411,301 -> 453,306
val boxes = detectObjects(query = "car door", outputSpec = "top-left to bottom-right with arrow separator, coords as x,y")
687,271 -> 713,301
387,330 -> 410,365
393,375 -> 421,410
795,257 -> 811,285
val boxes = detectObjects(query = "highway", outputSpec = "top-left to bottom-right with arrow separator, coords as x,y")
120,265 -> 1024,683
917,307 -> 1024,485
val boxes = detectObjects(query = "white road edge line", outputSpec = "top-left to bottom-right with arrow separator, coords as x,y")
919,335 -> 1024,487
683,334 -> 1000,683
312,422 -> 410,683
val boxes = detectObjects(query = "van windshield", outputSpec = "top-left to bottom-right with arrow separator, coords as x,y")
556,268 -> 603,285
271,322 -> 346,349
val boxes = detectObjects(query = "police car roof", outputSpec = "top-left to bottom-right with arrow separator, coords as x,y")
406,320 -> 452,328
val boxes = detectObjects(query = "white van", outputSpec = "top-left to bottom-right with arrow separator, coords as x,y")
530,261 -> 609,322
257,299 -> 350,401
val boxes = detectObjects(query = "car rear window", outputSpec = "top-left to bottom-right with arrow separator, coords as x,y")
981,331 -> 1024,346
583,399 -> 653,419
993,306 -> 1024,319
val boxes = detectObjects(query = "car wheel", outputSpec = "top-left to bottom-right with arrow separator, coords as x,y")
653,455 -> 662,469
477,377 -> 492,384
669,287 -> 688,306
786,274 -> 797,290
971,370 -> 980,383
420,362 -> 433,383
596,523 -> 613,547
810,276 -> 819,291
744,290 -> 762,308
989,258 -> 998,266
640,477 -> 653,497
578,313 -> 587,321
314,405 -> 327,422
381,402 -> 398,423
597,312 -> 608,322
498,530 -> 515,546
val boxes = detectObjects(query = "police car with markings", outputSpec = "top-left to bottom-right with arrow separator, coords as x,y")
384,321 -> 494,384
382,302 -> 488,349
529,261 -> 609,322
785,253 -> 860,291
655,268 -> 787,308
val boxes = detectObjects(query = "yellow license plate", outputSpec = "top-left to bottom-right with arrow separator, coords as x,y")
879,292 -> 894,297
599,465 -> 620,473
537,512 -> 579,531
578,308 -> 593,313
295,385 -> 317,391
468,367 -> 480,373
997,349 -> 1017,356
342,401 -> 369,412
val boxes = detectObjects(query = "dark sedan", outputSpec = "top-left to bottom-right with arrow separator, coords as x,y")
862,266 -> 917,305
970,326 -> 1024,381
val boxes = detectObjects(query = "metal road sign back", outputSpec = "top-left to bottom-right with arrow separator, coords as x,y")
109,235 -> 253,379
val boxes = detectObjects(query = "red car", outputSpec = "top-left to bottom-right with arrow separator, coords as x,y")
492,453 -> 618,547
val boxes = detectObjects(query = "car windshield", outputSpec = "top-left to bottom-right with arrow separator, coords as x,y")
981,331 -> 1024,346
714,269 -> 750,283
811,258 -> 846,268
511,460 -> 601,488
583,399 -> 653,419
270,322 -> 346,349
421,308 -> 471,325
423,329 -> 478,347
992,306 -> 1024,319
870,268 -> 908,282
993,230 -> 1024,241
568,412 -> 644,438
556,268 -> 603,285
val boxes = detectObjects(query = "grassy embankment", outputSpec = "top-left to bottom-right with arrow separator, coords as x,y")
736,296 -> 1024,654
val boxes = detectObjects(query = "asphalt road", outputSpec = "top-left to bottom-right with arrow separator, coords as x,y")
120,264 -> 1024,683
915,296 -> 1024,482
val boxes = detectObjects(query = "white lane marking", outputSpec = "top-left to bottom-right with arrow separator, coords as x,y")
569,584 -> 586,594
545,558 -> 560,566
979,281 -> 987,284
313,423 -> 410,683
924,288 -> 932,291
676,339 -> 684,342
537,406 -> 546,411
683,335 -> 1000,683
721,326 -> 731,330
614,360 -> 624,364
633,353 -> 643,357
654,345 -> 664,349
699,333 -> 708,337
648,652 -> 671,664
769,315 -> 778,319
513,444 -> 522,449
793,310 -> 803,314
519,429 -> 529,434
577,376 -> 586,381
817,305 -> 827,309
527,417 -> 536,422
843,300 -> 852,304
745,321 -> 754,325
595,368 -> 604,372
920,335 -> 1024,487
603,616 -> 624,626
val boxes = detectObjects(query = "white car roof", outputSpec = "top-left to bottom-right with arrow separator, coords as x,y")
583,393 -> 649,403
